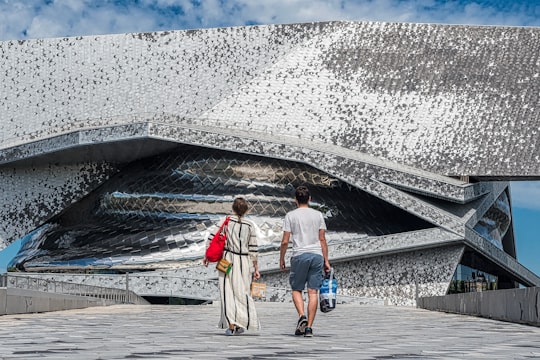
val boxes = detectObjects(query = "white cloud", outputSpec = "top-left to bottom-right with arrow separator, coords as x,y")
0,0 -> 538,41
510,181 -> 540,211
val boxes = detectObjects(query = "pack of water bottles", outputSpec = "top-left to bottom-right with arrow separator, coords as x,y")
319,267 -> 337,313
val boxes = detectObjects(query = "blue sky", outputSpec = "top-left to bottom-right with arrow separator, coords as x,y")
0,0 -> 538,276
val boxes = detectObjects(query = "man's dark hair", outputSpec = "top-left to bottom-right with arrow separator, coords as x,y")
295,185 -> 310,205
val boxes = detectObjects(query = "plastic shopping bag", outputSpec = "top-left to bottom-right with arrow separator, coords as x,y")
319,267 -> 337,313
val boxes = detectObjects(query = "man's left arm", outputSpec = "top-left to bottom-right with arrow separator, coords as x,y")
319,228 -> 331,272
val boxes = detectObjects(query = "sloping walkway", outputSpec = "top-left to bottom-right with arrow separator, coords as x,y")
1,302 -> 539,359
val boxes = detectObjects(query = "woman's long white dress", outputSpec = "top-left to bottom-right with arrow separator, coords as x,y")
214,215 -> 260,331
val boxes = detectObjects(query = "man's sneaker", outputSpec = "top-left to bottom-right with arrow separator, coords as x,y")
295,315 -> 308,335
224,328 -> 235,336
234,326 -> 245,335
304,327 -> 313,337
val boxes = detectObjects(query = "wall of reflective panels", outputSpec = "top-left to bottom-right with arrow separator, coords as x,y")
10,144 -> 432,272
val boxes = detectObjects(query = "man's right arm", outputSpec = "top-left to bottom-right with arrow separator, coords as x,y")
280,231 -> 290,271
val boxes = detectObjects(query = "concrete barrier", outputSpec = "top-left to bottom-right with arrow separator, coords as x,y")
417,287 -> 540,327
0,287 -> 115,315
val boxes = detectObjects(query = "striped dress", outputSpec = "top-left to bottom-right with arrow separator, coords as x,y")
214,215 -> 260,331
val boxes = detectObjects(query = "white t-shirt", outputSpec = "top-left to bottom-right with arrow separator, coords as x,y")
283,207 -> 327,257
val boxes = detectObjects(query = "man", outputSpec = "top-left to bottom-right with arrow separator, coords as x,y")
280,185 -> 331,337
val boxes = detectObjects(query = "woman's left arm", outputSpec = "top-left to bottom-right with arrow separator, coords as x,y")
253,260 -> 260,280
248,222 -> 260,280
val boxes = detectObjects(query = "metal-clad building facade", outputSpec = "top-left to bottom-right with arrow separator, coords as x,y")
1,21 -> 539,305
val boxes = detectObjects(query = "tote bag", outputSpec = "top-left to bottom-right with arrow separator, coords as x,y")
205,216 -> 230,262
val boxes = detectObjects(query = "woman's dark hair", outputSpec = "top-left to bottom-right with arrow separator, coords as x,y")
295,185 -> 310,205
232,197 -> 249,217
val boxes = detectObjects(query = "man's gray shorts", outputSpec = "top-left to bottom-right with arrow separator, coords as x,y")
289,253 -> 324,291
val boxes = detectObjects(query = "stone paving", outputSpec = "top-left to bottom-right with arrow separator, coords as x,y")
1,302 -> 540,359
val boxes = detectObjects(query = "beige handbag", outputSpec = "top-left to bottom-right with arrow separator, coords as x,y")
216,258 -> 232,275
251,281 -> 267,298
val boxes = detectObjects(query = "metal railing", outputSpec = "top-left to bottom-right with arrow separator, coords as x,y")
0,274 -> 149,305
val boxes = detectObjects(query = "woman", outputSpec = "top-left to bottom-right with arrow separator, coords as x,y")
203,197 -> 261,335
